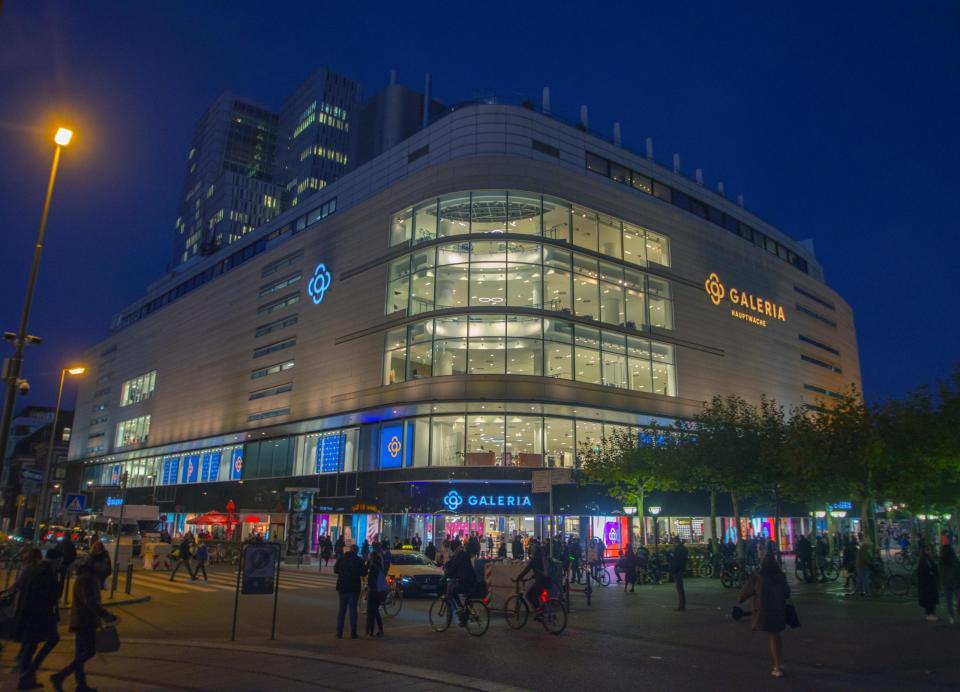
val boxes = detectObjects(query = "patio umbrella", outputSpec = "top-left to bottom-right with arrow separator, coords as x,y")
187,511 -> 229,525
243,515 -> 263,523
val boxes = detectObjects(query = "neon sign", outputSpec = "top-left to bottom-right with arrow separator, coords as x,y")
704,272 -> 786,328
106,497 -> 124,507
307,263 -> 332,305
442,488 -> 532,512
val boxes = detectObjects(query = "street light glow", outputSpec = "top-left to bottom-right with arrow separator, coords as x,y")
67,366 -> 87,375
54,127 -> 74,146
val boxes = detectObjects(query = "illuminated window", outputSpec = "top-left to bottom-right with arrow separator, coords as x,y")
115,415 -> 151,449
120,371 -> 156,406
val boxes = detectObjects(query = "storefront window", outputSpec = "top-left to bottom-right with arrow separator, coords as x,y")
413,199 -> 438,244
386,258 -> 409,315
506,415 -> 542,467
543,267 -> 572,314
470,192 -> 507,234
435,262 -> 468,309
542,196 -> 570,242
575,326 -> 602,384
466,414 -> 504,466
508,193 -> 542,235
390,208 -> 413,246
576,420 -> 603,463
431,415 -> 464,466
647,277 -> 674,329
622,223 -> 646,265
544,418 -> 574,468
383,328 -> 407,385
598,215 -> 622,258
572,207 -> 598,251
438,194 -> 470,237
646,231 -> 670,266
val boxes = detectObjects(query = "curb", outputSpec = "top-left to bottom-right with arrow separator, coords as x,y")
123,637 -> 530,691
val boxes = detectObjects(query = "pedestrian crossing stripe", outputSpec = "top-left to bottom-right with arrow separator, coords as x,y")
132,569 -> 337,595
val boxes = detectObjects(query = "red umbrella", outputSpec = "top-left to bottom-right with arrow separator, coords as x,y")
187,511 -> 229,525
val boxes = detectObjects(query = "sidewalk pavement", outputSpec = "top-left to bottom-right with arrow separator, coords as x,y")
1,638 -> 529,691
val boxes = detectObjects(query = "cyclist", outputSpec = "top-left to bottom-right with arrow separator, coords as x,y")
443,545 -> 476,626
515,540 -> 550,618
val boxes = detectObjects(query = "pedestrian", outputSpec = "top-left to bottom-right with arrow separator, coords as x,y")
320,535 -> 333,570
87,540 -> 112,590
486,534 -> 493,557
855,539 -> 871,596
511,533 -> 523,561
334,534 -> 346,559
411,533 -> 422,551
671,538 -> 688,610
917,542 -> 940,621
193,540 -> 209,582
940,544 -> 960,625
170,535 -> 196,582
50,559 -> 118,691
57,534 -> 77,597
623,545 -> 638,593
360,538 -> 370,560
739,552 -> 791,677
424,541 -> 437,562
497,541 -> 507,559
14,548 -> 62,690
364,549 -> 386,638
333,544 -> 367,639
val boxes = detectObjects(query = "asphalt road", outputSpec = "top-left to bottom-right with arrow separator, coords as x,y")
4,563 -> 958,691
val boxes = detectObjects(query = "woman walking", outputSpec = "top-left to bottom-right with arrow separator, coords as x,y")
940,544 -> 960,625
739,552 -> 791,678
917,542 -> 940,621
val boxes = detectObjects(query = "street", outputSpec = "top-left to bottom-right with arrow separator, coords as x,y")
3,564 -> 957,691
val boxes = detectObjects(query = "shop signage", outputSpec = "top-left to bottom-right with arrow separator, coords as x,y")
442,489 -> 533,513
380,423 -> 404,469
828,501 -> 852,511
241,542 -> 281,595
704,272 -> 786,328
105,496 -> 124,507
230,449 -> 243,480
603,521 -> 619,546
307,263 -> 332,305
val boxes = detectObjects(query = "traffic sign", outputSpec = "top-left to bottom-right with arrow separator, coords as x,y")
64,493 -> 86,513
20,468 -> 43,483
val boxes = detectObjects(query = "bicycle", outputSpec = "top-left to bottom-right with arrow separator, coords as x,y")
503,576 -> 568,635
589,560 -> 610,587
720,560 -> 750,589
429,582 -> 490,636
893,549 -> 915,569
359,577 -> 403,617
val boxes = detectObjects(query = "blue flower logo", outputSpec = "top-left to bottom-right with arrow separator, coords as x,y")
443,490 -> 464,512
307,263 -> 332,305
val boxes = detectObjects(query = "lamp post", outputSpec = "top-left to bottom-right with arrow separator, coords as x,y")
0,127 -> 74,521
649,506 -> 662,553
32,365 -> 85,543
109,471 -> 129,599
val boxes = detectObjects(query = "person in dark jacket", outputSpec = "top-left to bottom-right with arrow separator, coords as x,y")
739,551 -> 790,677
334,534 -> 346,559
87,540 -> 112,590
623,544 -> 638,593
411,533 -> 422,551
443,546 -> 477,626
333,544 -> 367,638
939,543 -> 960,625
497,541 -> 508,559
467,532 -> 481,558
917,542 -> 940,621
170,535 -> 195,582
670,539 -> 688,610
57,535 -> 77,596
50,559 -> 117,692
192,541 -> 209,582
15,548 -> 62,690
320,535 -> 333,570
511,534 -> 524,560
424,541 -> 438,562
364,550 -> 385,638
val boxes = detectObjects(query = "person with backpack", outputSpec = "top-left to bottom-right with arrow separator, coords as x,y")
14,548 -> 62,690
739,552 -> 791,678
333,544 -> 367,639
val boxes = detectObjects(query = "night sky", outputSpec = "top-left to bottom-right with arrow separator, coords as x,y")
1,2 -> 957,413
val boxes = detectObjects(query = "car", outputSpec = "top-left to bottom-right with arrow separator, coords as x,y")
386,549 -> 444,597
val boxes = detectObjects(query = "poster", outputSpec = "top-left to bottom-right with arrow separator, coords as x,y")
241,543 -> 280,595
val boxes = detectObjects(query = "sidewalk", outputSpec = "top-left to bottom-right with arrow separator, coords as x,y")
0,638 -> 530,691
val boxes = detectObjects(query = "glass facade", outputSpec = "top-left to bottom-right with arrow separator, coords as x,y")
389,191 -> 670,266
386,240 -> 673,330
119,371 -> 156,406
383,314 -> 677,396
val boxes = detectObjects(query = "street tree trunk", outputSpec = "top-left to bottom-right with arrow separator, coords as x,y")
709,490 -> 718,543
731,489 -> 743,558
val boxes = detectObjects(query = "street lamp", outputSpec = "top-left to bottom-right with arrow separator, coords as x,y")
0,126 -> 74,519
649,506 -> 662,551
33,365 -> 85,543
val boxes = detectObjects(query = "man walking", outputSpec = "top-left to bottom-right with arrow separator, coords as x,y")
333,544 -> 367,639
14,548 -> 62,690
170,534 -> 196,582
671,538 -> 688,611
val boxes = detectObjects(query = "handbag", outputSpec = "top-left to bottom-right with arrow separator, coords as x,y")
784,601 -> 801,629
375,569 -> 389,594
95,623 -> 121,653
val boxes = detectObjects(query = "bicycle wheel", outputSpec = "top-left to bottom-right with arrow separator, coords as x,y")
886,573 -> 909,597
540,598 -> 567,635
503,594 -> 529,629
821,563 -> 839,582
720,571 -> 734,589
698,562 -> 714,579
383,588 -> 403,617
596,569 -> 610,587
464,600 -> 490,637
429,597 -> 451,632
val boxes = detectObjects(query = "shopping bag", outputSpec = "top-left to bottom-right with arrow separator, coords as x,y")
785,601 -> 801,629
95,623 -> 121,653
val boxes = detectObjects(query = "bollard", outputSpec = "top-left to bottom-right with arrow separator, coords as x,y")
111,564 -> 120,595
125,563 -> 133,595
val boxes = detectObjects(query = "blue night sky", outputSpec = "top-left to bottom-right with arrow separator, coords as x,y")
1,2 -> 957,410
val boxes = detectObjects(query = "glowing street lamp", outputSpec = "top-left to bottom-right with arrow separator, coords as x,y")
33,364 -> 86,542
0,127 -> 76,518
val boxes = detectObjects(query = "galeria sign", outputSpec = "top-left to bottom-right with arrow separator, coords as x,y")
704,272 -> 786,328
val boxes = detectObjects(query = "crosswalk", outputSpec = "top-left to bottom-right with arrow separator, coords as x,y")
131,566 -> 338,596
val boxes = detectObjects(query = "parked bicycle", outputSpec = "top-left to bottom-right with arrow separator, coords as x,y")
360,576 -> 403,617
503,575 -> 567,635
720,559 -> 750,589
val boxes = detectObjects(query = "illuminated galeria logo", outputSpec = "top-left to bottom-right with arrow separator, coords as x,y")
307,263 -> 332,305
607,526 -> 618,544
386,435 -> 402,458
443,490 -> 464,512
704,272 -> 786,327
704,273 -> 725,305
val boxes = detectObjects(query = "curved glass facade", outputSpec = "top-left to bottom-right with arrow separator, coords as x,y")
384,314 -> 677,396
389,191 -> 670,265
386,240 -> 674,330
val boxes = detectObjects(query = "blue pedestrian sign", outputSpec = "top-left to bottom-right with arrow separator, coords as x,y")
64,494 -> 86,513
20,468 -> 43,483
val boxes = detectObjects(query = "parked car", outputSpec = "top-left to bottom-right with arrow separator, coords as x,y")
386,550 -> 444,597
